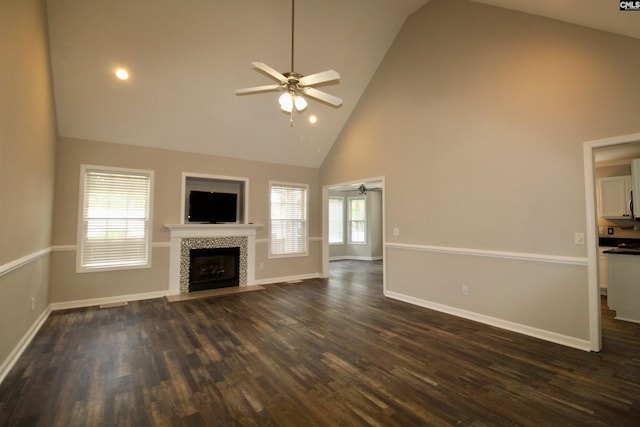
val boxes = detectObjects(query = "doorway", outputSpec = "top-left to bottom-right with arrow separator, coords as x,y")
322,177 -> 386,290
584,132 -> 640,351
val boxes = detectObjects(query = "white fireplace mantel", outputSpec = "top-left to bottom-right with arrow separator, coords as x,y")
165,223 -> 262,295
165,223 -> 262,238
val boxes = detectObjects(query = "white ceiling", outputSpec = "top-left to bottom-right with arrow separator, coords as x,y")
46,0 -> 640,168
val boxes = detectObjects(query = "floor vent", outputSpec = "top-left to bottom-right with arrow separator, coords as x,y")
99,301 -> 129,309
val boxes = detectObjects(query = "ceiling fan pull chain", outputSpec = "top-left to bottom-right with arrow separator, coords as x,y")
290,109 -> 294,127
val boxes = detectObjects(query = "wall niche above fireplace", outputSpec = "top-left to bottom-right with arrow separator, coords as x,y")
182,173 -> 249,224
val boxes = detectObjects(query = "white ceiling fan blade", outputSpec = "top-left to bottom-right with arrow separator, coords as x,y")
235,84 -> 282,95
299,70 -> 341,87
252,62 -> 287,83
302,87 -> 343,107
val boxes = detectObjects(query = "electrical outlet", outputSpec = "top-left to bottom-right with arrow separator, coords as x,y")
462,285 -> 469,296
393,227 -> 400,236
574,232 -> 585,245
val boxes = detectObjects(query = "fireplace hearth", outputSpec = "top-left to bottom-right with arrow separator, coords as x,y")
189,247 -> 240,292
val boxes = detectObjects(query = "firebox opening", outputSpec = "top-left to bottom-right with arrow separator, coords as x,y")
189,247 -> 240,292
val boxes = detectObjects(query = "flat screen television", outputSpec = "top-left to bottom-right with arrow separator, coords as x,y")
188,191 -> 238,223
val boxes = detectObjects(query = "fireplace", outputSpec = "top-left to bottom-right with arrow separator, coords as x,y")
166,223 -> 260,295
189,247 -> 240,292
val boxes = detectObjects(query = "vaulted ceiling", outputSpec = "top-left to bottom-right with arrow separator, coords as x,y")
46,0 -> 640,168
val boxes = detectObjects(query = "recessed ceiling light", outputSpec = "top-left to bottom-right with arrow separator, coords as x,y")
115,68 -> 129,80
309,115 -> 317,124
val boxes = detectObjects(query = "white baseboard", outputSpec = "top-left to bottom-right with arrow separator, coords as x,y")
384,290 -> 591,352
253,272 -> 322,286
50,290 -> 170,311
614,315 -> 640,324
0,305 -> 52,385
329,256 -> 383,262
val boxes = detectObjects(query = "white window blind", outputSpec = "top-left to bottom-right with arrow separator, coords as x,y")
328,197 -> 344,244
79,166 -> 153,271
348,197 -> 367,244
270,183 -> 308,256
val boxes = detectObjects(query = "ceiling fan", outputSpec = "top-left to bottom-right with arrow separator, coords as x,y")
235,0 -> 342,124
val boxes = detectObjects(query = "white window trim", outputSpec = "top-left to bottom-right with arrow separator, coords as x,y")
76,164 -> 154,273
348,196 -> 367,245
328,196 -> 344,245
269,181 -> 309,259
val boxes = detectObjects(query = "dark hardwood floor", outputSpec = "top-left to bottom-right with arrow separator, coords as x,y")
1,260 -> 639,426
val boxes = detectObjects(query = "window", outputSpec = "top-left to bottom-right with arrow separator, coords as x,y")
270,182 -> 308,257
78,165 -> 153,272
328,197 -> 344,244
348,197 -> 367,244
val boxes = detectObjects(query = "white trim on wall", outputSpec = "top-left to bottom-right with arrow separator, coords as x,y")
253,272 -> 322,286
0,248 -> 52,277
385,242 -> 588,266
256,236 -> 322,245
0,305 -> 51,384
385,290 -> 590,351
49,290 -> 170,311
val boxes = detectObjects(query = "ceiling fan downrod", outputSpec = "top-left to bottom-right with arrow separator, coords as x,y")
290,0 -> 295,74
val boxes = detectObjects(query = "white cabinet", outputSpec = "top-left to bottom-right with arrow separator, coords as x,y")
607,253 -> 640,322
598,176 -> 632,219
599,246 -> 614,292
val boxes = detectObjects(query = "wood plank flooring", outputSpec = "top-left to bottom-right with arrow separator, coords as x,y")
1,260 -> 639,426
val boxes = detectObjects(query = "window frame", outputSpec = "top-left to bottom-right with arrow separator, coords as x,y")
348,196 -> 367,245
328,196 -> 345,245
269,181 -> 309,258
76,165 -> 154,273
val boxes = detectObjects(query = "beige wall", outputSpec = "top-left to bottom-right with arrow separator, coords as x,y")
50,137 -> 321,302
0,0 -> 57,372
320,0 -> 640,344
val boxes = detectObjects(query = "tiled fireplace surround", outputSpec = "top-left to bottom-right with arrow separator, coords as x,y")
166,224 -> 261,295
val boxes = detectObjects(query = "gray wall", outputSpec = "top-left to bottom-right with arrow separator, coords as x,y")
0,0 -> 57,374
321,0 -> 640,345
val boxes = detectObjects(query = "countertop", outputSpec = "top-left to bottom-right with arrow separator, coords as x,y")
599,237 -> 640,247
600,237 -> 640,255
604,248 -> 640,255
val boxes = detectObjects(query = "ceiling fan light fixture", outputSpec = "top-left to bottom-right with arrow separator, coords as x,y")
294,94 -> 307,111
279,92 -> 307,112
279,92 -> 294,112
